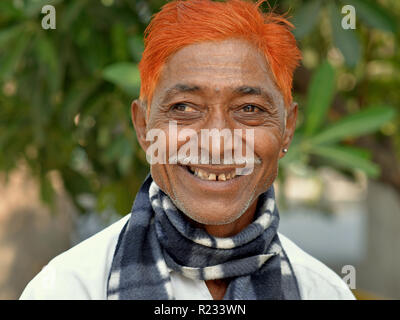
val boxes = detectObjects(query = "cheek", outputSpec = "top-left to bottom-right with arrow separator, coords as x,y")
146,121 -> 174,197
254,128 -> 282,159
150,164 -> 169,194
149,125 -> 192,201
254,129 -> 281,188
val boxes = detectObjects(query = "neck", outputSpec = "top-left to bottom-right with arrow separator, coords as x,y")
189,198 -> 259,238
205,279 -> 229,300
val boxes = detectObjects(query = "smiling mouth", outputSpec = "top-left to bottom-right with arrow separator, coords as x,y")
183,165 -> 239,181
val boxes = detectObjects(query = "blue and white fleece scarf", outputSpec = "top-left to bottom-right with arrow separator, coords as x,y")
107,174 -> 300,300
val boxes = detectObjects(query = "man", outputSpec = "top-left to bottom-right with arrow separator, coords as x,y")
20,0 -> 355,300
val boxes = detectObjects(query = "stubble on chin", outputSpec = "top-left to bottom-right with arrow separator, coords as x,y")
168,186 -> 257,227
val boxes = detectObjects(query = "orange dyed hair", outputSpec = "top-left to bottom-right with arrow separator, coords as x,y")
139,0 -> 302,112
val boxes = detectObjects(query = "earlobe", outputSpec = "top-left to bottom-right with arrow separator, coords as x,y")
280,102 -> 298,159
131,99 -> 149,152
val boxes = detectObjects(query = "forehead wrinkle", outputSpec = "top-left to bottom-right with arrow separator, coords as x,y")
167,44 -> 267,75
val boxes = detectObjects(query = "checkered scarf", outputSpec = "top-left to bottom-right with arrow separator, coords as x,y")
107,174 -> 300,300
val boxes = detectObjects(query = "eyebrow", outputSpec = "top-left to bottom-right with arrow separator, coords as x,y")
233,86 -> 274,105
162,84 -> 201,104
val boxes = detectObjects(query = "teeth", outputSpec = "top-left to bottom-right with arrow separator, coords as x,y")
197,169 -> 207,179
189,167 -> 237,181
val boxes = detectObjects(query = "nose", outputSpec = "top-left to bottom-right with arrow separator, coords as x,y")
204,106 -> 228,131
199,106 -> 235,164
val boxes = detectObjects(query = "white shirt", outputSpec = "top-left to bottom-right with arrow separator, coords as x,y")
20,214 -> 355,300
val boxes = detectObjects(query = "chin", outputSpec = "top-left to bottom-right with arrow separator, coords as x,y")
171,195 -> 253,227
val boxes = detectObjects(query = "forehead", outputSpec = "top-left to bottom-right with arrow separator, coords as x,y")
153,38 -> 282,100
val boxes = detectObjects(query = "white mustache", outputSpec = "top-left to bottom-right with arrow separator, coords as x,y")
171,153 -> 262,166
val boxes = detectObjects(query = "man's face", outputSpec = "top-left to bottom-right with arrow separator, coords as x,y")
133,38 -> 297,228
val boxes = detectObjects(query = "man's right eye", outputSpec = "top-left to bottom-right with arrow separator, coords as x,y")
171,103 -> 197,113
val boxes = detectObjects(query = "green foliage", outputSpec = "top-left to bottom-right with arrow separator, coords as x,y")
0,0 -> 399,215
309,145 -> 380,178
291,0 -> 398,67
291,0 -> 321,40
0,0 -> 152,214
303,61 -> 336,136
281,60 -> 396,178
285,0 -> 400,181
346,0 -> 398,33
328,1 -> 361,68
309,105 -> 396,146
103,62 -> 141,96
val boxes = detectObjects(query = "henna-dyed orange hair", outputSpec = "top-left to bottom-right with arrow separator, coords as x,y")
139,0 -> 301,113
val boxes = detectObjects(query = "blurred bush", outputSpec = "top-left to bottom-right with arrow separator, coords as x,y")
0,0 -> 398,216
284,0 -> 400,198
0,0 -> 163,214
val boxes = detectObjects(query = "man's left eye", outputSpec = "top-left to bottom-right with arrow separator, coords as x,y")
241,105 -> 262,112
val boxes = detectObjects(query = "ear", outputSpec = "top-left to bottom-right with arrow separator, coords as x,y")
131,99 -> 149,152
279,102 -> 298,159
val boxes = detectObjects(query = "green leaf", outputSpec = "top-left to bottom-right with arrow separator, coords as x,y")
34,33 -> 61,93
103,136 -> 133,165
59,0 -> 88,33
304,61 -> 335,136
22,0 -> 61,17
61,79 -> 100,127
97,182 -> 132,214
128,36 -> 144,63
0,25 -> 24,50
345,0 -> 397,33
0,32 -> 30,79
328,2 -> 361,68
0,2 -> 23,18
309,144 -> 380,178
61,167 -> 92,195
292,0 -> 322,39
81,31 -> 109,72
111,23 -> 129,61
102,62 -> 141,96
309,105 -> 397,145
